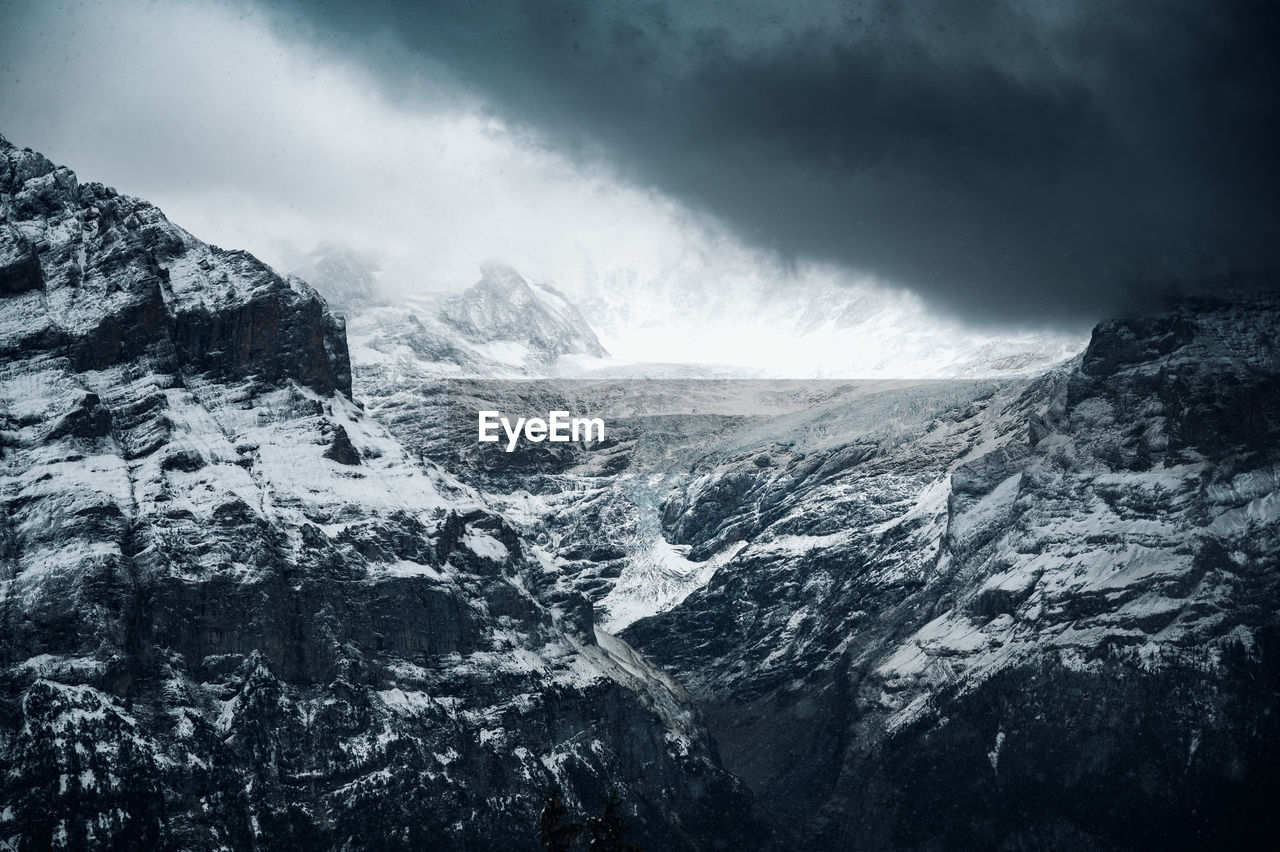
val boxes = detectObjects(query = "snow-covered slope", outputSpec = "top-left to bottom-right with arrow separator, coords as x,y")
0,135 -> 765,851
351,280 -> 1280,848
336,259 -> 609,383
401,377 -> 1003,622
311,242 -> 1083,383
441,263 -> 607,360
566,260 -> 1086,379
624,291 -> 1280,848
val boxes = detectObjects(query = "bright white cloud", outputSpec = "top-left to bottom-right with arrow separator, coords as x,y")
0,0 -> 1085,376
0,0 -> 721,290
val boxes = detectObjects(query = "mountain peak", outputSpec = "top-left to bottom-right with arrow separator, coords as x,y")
441,263 -> 608,359
0,133 -> 60,196
478,260 -> 526,284
291,242 -> 383,315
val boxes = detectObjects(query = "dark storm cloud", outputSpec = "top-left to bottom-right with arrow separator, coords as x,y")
257,0 -> 1280,324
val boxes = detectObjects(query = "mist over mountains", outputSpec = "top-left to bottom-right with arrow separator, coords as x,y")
258,0 -> 1280,324
295,244 -> 1084,380
2,1 -> 1279,849
3,128 -> 1280,850
9,0 -> 1273,341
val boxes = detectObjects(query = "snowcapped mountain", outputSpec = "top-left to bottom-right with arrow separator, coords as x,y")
0,135 -> 765,850
348,278 -> 1280,848
367,377 -> 1014,634
290,243 -> 385,316
317,256 -> 610,382
441,263 -> 607,361
305,243 -> 1083,383
7,126 -> 1275,851
624,290 -> 1280,848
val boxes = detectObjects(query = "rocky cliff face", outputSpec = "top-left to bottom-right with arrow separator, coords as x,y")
14,126 -> 1273,850
350,282 -> 1280,848
624,291 -> 1280,849
288,179 -> 1280,849
0,136 -> 765,851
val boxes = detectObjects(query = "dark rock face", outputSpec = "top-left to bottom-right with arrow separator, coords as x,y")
1071,293 -> 1280,467
0,147 -> 351,399
0,136 -> 765,851
0,236 -> 43,296
14,122 -> 1272,851
324,424 -> 362,465
622,291 -> 1280,848
47,392 -> 113,440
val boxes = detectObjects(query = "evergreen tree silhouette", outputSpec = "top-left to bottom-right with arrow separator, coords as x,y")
539,786 -> 582,851
585,790 -> 639,852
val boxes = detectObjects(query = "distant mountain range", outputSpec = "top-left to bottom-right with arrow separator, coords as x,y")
4,134 -> 1278,851
0,134 -> 761,851
311,244 -> 1280,847
295,244 -> 1085,382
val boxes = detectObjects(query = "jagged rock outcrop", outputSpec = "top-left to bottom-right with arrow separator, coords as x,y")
0,147 -> 351,399
0,135 -> 765,851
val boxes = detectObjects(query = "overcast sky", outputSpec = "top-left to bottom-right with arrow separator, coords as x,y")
2,0 -> 1276,332
1,0 -> 716,297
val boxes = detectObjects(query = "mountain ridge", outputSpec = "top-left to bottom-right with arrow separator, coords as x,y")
622,287 -> 1280,848
0,134 -> 767,851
